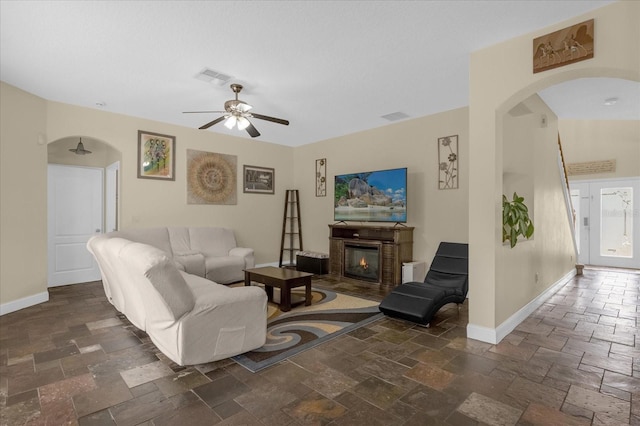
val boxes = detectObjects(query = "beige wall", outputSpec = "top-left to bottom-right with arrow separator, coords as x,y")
0,87 -> 295,310
498,94 -> 575,325
45,101 -> 294,265
293,107 -> 469,266
469,0 -> 640,334
561,120 -> 640,181
0,83 -> 48,306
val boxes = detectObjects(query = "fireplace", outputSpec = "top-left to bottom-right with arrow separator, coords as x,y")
329,224 -> 414,286
344,243 -> 380,282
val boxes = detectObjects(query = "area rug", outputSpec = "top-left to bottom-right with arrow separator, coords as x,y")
232,287 -> 383,372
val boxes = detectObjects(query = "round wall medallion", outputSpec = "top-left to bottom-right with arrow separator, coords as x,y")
187,152 -> 236,204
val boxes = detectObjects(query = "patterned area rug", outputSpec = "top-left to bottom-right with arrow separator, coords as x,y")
232,287 -> 382,372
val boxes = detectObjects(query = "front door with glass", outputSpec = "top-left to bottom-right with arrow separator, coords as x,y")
571,178 -> 639,269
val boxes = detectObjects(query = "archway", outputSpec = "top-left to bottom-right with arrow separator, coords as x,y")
47,136 -> 122,286
468,67 -> 639,344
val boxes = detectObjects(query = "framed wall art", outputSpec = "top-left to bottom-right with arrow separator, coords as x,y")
316,158 -> 326,197
243,165 -> 275,194
137,130 -> 176,180
187,149 -> 237,204
533,19 -> 594,74
438,135 -> 458,190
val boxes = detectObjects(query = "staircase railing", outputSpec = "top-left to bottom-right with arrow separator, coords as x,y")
557,134 -> 579,260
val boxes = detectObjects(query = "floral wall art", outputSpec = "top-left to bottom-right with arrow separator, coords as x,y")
316,158 -> 326,197
138,130 -> 175,180
187,149 -> 237,204
438,135 -> 458,190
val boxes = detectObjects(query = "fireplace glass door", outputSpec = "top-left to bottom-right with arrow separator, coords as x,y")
344,243 -> 380,282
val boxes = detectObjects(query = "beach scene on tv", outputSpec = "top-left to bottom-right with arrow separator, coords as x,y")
334,168 -> 407,223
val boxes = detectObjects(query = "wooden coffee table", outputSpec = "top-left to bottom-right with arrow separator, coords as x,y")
244,266 -> 313,312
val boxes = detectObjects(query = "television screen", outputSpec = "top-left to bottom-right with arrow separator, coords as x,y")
334,167 -> 407,223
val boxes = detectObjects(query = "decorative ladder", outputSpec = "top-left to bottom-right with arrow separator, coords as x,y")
279,190 -> 303,268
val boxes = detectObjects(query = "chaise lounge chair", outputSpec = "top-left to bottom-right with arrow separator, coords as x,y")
378,242 -> 468,327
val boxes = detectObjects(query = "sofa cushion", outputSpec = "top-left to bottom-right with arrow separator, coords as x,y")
189,227 -> 237,258
112,228 -> 174,256
168,227 -> 191,253
120,242 -> 195,320
145,259 -> 196,320
204,256 -> 245,284
173,252 -> 206,277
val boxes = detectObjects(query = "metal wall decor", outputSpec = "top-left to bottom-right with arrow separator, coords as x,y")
438,135 -> 458,190
186,149 -> 237,204
316,158 -> 326,197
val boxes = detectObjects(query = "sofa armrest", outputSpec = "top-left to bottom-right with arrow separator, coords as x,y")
171,286 -> 267,364
229,247 -> 255,269
189,286 -> 266,316
229,247 -> 253,258
173,252 -> 205,277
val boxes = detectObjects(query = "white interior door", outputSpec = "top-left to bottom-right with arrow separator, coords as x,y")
571,178 -> 640,269
48,164 -> 103,287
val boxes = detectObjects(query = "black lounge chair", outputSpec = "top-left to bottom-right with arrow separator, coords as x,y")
379,242 -> 468,327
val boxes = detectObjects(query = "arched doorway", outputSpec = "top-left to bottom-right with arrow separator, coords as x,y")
47,136 -> 122,286
538,77 -> 640,269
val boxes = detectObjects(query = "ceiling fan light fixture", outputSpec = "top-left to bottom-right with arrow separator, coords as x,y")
238,102 -> 252,113
224,115 -> 237,129
186,82 -> 288,138
237,116 -> 250,130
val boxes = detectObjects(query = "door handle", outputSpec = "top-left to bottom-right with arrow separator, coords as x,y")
583,217 -> 589,227
95,229 -> 101,233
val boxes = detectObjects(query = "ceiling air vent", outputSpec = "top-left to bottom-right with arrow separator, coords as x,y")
381,111 -> 409,122
195,68 -> 232,86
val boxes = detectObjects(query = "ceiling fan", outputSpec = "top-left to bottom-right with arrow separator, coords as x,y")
183,83 -> 289,138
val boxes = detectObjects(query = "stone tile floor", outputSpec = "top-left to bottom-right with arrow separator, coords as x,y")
0,267 -> 637,425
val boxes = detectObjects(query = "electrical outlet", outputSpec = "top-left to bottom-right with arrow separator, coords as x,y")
535,272 -> 539,283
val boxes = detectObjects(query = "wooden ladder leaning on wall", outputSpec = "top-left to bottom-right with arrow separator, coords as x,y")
279,189 -> 303,268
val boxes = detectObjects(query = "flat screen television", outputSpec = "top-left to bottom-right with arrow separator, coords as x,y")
334,167 -> 407,223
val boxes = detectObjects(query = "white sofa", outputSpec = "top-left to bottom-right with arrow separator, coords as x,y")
87,235 -> 267,365
108,227 -> 254,284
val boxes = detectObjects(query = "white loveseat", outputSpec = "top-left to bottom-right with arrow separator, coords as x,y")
87,235 -> 267,365
108,227 -> 254,284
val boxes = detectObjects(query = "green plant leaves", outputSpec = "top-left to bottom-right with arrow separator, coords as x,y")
502,192 -> 534,248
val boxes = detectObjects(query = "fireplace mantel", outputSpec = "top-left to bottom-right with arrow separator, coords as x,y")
328,224 -> 414,286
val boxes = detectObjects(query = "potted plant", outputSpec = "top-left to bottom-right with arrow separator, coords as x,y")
502,192 -> 534,248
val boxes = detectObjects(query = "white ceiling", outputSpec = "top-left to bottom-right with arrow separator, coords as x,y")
1,0 -> 636,147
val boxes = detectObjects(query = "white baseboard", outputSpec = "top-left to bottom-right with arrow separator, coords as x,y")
467,268 -> 577,344
0,291 -> 49,316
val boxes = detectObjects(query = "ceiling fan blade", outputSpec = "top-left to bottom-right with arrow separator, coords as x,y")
183,110 -> 225,114
199,116 -> 226,130
245,122 -> 261,138
251,113 -> 289,126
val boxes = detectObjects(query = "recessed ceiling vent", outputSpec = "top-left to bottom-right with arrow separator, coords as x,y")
381,111 -> 409,122
195,68 -> 232,86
